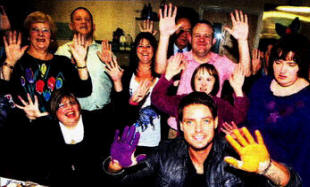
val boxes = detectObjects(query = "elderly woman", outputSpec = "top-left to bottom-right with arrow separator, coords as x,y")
25,89 -> 111,186
0,11 -> 92,184
1,11 -> 91,117
247,34 -> 310,186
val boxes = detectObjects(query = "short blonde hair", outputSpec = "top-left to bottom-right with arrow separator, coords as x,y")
24,11 -> 57,40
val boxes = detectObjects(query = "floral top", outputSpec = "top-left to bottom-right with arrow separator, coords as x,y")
10,53 -> 92,112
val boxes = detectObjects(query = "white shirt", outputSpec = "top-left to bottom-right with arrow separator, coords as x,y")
59,116 -> 84,145
173,43 -> 189,55
129,75 -> 161,147
56,41 -> 113,111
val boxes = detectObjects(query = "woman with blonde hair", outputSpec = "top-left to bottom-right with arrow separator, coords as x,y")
0,11 -> 92,182
1,11 -> 92,117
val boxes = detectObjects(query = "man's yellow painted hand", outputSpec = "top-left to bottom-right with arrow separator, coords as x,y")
224,127 -> 270,174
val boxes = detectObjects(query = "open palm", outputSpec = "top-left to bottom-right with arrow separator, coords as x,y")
70,34 -> 88,67
4,31 -> 28,65
224,10 -> 249,41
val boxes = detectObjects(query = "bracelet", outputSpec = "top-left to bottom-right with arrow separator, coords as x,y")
76,65 -> 87,69
3,62 -> 14,70
261,160 -> 272,175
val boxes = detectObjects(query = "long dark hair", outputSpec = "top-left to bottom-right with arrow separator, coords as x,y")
129,32 -> 159,78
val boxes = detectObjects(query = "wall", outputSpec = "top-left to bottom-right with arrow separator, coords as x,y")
32,0 -> 310,48
34,0 -> 160,45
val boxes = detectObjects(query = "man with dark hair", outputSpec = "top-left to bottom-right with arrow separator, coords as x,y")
56,7 -> 113,112
103,92 -> 301,186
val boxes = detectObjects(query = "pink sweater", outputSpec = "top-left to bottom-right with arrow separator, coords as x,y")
168,51 -> 236,130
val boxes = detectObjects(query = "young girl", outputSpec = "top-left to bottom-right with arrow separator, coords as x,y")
151,54 -> 249,133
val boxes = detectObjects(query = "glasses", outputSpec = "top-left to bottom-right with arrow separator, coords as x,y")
31,27 -> 51,34
57,100 -> 78,110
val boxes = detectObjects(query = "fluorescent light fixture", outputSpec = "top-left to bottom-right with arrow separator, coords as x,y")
215,33 -> 223,40
263,11 -> 310,22
276,6 -> 310,13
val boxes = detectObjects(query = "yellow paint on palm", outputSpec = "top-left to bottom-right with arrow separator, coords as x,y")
224,127 -> 270,173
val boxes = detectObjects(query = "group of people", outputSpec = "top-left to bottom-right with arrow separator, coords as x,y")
0,2 -> 309,187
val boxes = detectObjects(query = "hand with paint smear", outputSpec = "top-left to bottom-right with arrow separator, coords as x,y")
224,127 -> 270,174
110,125 -> 146,168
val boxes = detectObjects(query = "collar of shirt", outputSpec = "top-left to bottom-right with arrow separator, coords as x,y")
183,50 -> 220,64
89,40 -> 100,47
173,43 -> 189,55
59,115 -> 84,145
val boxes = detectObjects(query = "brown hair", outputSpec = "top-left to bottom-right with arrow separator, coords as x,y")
191,63 -> 219,96
50,89 -> 81,118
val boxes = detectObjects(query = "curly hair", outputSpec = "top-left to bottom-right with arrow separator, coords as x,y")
24,11 -> 57,42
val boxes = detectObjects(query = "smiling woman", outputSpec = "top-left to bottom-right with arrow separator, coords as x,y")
113,32 -> 161,154
50,90 -> 81,128
23,89 -> 113,186
3,11 -> 92,115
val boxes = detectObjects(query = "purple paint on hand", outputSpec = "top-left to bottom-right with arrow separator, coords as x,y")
110,125 -> 141,167
136,154 -> 147,162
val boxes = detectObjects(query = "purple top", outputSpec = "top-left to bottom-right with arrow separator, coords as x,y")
151,76 -> 249,131
247,76 -> 310,186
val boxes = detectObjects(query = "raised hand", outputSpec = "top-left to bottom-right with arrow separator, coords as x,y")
97,40 -> 113,64
224,127 -> 270,174
229,64 -> 245,96
165,53 -> 185,80
15,93 -> 48,120
69,34 -> 88,68
224,10 -> 249,41
110,126 -> 141,168
105,56 -> 124,82
139,19 -> 158,36
220,121 -> 239,139
251,48 -> 262,75
159,3 -> 180,37
0,6 -> 11,30
3,31 -> 28,65
130,79 -> 152,104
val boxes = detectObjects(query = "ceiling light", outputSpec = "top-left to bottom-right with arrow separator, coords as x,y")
263,11 -> 310,22
276,6 -> 310,13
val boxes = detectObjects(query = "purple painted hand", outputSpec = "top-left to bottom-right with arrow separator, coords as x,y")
110,126 -> 140,167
